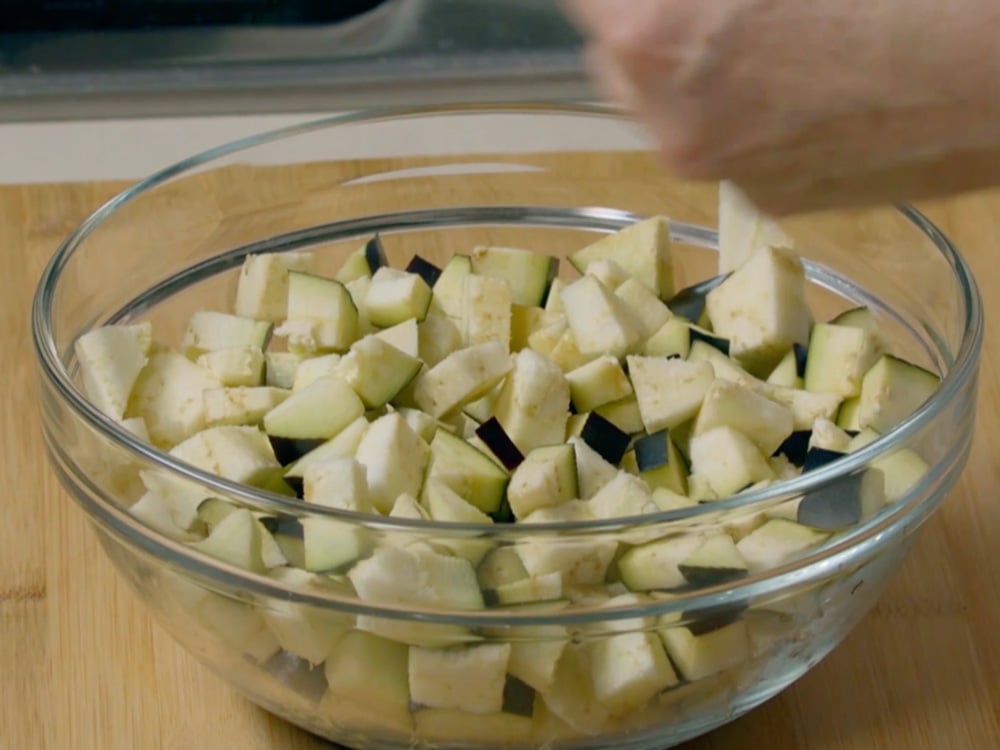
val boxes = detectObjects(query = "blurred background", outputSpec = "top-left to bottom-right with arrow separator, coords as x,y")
0,0 -> 597,182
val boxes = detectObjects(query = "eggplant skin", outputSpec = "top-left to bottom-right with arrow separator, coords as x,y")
634,429 -> 671,472
797,473 -> 864,530
365,234 -> 389,273
678,564 -> 748,589
475,417 -> 525,471
267,436 -> 325,466
774,430 -> 812,467
580,412 -> 630,466
405,255 -> 443,288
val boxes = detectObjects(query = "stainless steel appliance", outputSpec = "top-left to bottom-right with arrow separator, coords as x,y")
0,0 -> 590,121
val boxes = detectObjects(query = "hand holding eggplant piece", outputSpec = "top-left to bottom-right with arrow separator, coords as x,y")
559,0 -> 1000,214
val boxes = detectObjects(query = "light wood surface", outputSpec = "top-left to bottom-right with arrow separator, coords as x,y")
2,153 -> 999,750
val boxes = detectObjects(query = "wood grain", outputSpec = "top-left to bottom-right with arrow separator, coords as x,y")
2,153 -> 999,750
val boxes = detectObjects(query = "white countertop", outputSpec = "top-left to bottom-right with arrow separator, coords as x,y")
1,111 -> 648,185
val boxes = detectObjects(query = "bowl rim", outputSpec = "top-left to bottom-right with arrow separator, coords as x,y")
31,102 -> 984,616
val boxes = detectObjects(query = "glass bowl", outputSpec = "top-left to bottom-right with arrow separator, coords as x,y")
32,104 -> 983,750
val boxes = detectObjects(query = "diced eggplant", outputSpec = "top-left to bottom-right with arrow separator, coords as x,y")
491,571 -> 564,606
688,325 -> 731,356
373,318 -> 420,358
262,374 -> 365,464
689,426 -> 773,498
736,519 -> 830,572
693,378 -> 794,457
474,417 -> 525,471
128,349 -> 222,448
773,430 -> 811,467
324,630 -> 412,729
423,477 -> 493,526
633,429 -> 687,495
471,245 -> 559,307
73,321 -> 153,420
642,317 -> 692,359
427,254 -> 472,321
665,273 -> 729,323
765,345 -> 805,388
462,273 -> 512,350
278,272 -> 359,353
849,428 -> 929,502
365,233 -> 389,272
830,305 -> 881,336
301,517 -> 370,573
628,356 -> 716,433
589,629 -> 679,717
427,428 -> 509,515
796,468 -> 885,530
234,251 -> 314,321
405,254 -> 443,287
803,322 -> 881,398
197,345 -> 266,388
183,311 -> 272,359
593,394 -> 645,435
717,180 -> 793,273
365,267 -> 433,328
560,275 -> 643,359
506,444 -> 577,519
409,643 -> 511,715
569,216 -> 675,300
588,470 -> 657,519
569,435 -> 618,500
355,412 -> 430,514
282,415 -> 369,489
802,447 -> 845,473
613,277 -> 673,337
837,396 -> 863,432
190,508 -> 267,572
566,355 -> 632,413
658,620 -> 751,683
417,313 -> 463,368
492,348 -> 570,454
809,418 -> 852,453
793,342 -> 809,377
677,534 -> 749,587
260,517 -> 305,568
477,546 -> 530,592
759,383 -> 843,431
857,354 -> 940,433
501,675 -> 537,718
579,412 -> 631,466
509,304 -> 547,352
584,258 -> 631,290
335,334 -> 423,409
705,245 -> 811,376
414,341 -> 512,419
291,353 -> 342,392
302,456 -> 371,512
265,352 -> 303,390
617,534 -> 706,591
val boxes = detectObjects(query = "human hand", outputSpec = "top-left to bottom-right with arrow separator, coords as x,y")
560,0 -> 1000,214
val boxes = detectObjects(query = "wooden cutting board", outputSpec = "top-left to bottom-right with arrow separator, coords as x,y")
2,154 -> 999,750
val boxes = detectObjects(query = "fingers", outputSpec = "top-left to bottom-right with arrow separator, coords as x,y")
740,144 -> 1000,216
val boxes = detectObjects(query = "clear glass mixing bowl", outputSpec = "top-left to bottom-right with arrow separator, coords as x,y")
32,104 -> 982,749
